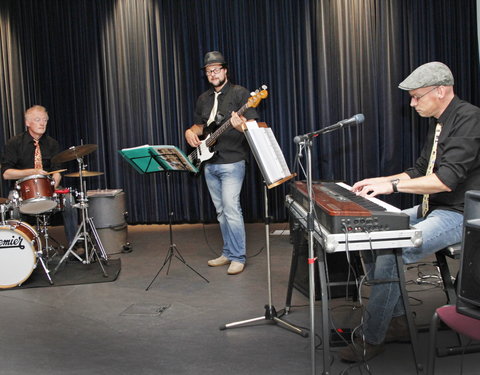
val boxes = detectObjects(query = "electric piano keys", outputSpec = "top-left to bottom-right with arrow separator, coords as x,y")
290,181 -> 410,233
286,181 -> 422,253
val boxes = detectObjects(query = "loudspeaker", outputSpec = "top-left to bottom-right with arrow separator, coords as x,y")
457,190 -> 480,319
290,222 -> 359,300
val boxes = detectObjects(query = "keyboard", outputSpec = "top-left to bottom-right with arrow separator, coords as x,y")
289,181 -> 410,234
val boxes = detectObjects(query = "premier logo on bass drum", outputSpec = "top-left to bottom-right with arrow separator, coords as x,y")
0,235 -> 25,250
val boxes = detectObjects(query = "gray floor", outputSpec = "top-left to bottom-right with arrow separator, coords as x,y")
1,222 -> 479,375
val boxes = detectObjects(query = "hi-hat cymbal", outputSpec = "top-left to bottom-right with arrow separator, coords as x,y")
51,144 -> 98,163
65,170 -> 104,177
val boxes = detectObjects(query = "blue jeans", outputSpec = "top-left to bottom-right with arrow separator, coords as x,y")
62,192 -> 78,246
362,205 -> 463,344
204,160 -> 246,263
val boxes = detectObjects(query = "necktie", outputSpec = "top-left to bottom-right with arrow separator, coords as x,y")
34,138 -> 43,170
207,91 -> 221,126
422,122 -> 442,217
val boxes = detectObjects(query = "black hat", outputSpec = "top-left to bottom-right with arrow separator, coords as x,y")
203,51 -> 226,68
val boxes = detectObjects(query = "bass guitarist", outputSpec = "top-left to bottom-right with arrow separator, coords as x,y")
184,51 -> 258,275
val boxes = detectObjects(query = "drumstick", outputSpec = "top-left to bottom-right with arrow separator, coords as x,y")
46,169 -> 67,175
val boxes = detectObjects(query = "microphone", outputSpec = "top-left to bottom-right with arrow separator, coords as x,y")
338,113 -> 365,126
293,113 -> 365,143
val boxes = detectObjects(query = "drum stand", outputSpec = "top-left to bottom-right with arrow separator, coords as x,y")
35,241 -> 54,285
53,157 -> 108,276
35,213 -> 64,264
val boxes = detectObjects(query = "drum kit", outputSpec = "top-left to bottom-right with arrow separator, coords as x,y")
0,144 -> 108,289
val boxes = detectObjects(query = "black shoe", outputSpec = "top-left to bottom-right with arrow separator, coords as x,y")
385,315 -> 411,343
339,337 -> 385,362
67,253 -> 82,262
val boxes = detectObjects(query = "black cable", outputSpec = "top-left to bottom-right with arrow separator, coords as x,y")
459,338 -> 473,375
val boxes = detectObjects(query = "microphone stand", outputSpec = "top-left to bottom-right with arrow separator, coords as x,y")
292,115 -> 363,374
296,127 -> 353,375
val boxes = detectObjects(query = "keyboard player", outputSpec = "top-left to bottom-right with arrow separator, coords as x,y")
339,62 -> 480,362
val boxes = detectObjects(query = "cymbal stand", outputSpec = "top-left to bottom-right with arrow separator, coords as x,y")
53,156 -> 108,276
219,185 -> 307,336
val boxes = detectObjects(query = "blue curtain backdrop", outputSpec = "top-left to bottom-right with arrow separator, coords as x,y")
0,0 -> 479,224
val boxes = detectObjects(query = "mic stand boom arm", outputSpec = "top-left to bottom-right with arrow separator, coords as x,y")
294,113 -> 365,144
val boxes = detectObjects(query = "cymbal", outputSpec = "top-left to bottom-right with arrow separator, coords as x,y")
51,144 -> 98,163
65,170 -> 104,177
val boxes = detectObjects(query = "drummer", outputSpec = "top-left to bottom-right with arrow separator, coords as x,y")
1,105 -> 78,249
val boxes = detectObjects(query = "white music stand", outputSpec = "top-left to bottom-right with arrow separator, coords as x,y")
219,122 -> 305,337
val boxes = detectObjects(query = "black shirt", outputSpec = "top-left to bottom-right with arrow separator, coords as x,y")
193,81 -> 259,164
1,131 -> 61,176
405,95 -> 480,215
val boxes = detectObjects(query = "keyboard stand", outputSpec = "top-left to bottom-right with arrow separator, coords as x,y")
286,195 -> 424,374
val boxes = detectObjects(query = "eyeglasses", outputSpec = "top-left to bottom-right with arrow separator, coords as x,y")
205,67 -> 223,76
410,86 -> 438,102
31,117 -> 49,122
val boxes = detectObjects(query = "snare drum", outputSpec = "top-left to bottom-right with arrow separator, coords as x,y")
0,220 -> 40,288
53,188 -> 72,212
16,175 -> 57,215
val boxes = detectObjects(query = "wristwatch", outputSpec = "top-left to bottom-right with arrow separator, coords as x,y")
391,179 -> 400,193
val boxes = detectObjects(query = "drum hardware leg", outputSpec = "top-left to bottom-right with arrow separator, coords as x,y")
36,250 -> 54,285
87,217 -> 108,261
53,201 -> 108,277
0,202 -> 11,223
35,213 -> 64,263
53,154 -> 108,276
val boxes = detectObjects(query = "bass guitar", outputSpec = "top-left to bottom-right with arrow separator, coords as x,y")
188,85 -> 268,170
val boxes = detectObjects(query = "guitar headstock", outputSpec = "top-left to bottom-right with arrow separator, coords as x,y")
247,85 -> 268,108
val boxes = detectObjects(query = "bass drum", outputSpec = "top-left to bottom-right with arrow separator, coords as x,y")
0,220 -> 40,289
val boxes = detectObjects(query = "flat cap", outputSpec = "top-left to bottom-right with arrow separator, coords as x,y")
203,51 -> 226,68
398,62 -> 454,90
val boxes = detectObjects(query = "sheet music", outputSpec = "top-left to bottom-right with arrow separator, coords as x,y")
151,146 -> 198,173
245,122 -> 292,185
119,144 -> 198,174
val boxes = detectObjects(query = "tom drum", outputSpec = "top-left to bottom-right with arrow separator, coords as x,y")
16,175 -> 57,215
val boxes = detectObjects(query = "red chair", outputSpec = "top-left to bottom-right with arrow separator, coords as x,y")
427,191 -> 480,374
426,305 -> 480,374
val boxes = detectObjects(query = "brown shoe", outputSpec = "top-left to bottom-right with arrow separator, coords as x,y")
208,255 -> 230,267
338,338 -> 384,362
385,315 -> 411,343
227,261 -> 244,275
75,247 -> 85,256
